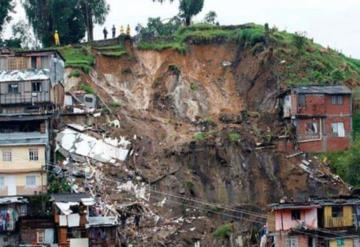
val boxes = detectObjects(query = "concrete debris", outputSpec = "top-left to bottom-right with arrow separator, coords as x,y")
222,61 -> 232,67
56,128 -> 130,163
117,181 -> 149,201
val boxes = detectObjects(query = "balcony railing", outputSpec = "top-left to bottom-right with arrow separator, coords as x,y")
0,132 -> 48,145
0,91 -> 50,105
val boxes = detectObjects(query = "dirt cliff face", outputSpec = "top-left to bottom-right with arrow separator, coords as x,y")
69,41 -> 348,246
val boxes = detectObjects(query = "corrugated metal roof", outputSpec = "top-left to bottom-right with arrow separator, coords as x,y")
269,202 -> 320,210
0,69 -> 50,82
88,216 -> 119,227
50,193 -> 92,203
0,196 -> 28,205
293,85 -> 351,95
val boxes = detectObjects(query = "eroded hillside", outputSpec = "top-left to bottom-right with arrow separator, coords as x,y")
58,25 -> 357,246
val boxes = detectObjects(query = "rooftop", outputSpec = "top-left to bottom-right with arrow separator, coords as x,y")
50,193 -> 92,203
88,216 -> 119,228
0,69 -> 50,82
292,85 -> 352,95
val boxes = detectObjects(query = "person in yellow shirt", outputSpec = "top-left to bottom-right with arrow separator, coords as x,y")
54,30 -> 60,46
120,25 -> 124,35
126,25 -> 131,36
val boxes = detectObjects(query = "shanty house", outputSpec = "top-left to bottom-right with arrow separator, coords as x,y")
267,198 -> 360,247
88,216 -> 119,247
0,197 -> 28,246
0,49 -> 65,197
51,193 -> 95,247
0,49 -> 65,115
267,202 -> 319,247
281,85 -> 352,152
19,217 -> 55,246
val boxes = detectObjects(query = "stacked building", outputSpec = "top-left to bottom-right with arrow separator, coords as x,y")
267,197 -> 360,247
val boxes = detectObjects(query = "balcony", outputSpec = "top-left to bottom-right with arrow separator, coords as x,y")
0,132 -> 48,146
0,91 -> 50,106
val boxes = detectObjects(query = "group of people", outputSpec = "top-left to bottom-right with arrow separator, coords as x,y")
52,24 -> 131,46
103,24 -> 131,40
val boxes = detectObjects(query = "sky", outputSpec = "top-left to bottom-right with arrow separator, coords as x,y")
4,0 -> 360,58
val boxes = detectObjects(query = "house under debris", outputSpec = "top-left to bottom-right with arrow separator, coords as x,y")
279,85 -> 352,153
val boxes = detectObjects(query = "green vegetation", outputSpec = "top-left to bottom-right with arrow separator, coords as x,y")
48,175 -> 71,194
194,132 -> 207,141
325,114 -> 360,187
138,24 -> 266,53
213,223 -> 233,239
110,101 -> 121,108
190,82 -> 198,91
228,132 -> 241,142
80,82 -> 95,94
68,69 -> 81,78
95,44 -> 127,57
57,46 -> 95,73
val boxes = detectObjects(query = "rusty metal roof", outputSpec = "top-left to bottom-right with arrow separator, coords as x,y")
293,85 -> 351,95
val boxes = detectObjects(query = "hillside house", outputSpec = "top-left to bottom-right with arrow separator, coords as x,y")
267,198 -> 360,247
0,49 -> 65,197
0,49 -> 65,116
281,85 -> 352,152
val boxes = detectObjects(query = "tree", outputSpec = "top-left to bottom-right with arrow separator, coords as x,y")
23,0 -> 86,47
152,0 -> 204,26
0,0 -> 15,33
136,16 -> 181,40
78,0 -> 109,41
12,20 -> 37,49
204,11 -> 217,25
179,0 -> 204,26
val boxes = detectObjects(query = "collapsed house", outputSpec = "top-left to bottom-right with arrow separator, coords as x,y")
56,127 -> 130,164
279,85 -> 352,153
50,193 -> 119,247
266,197 -> 360,247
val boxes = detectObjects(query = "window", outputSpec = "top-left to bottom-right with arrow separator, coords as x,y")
332,122 -> 345,137
336,239 -> 345,247
36,231 -> 45,243
32,82 -> 42,92
2,150 -> 11,161
0,177 -> 4,188
332,206 -> 343,218
286,237 -> 299,247
29,148 -> 39,161
306,122 -> 318,135
26,175 -> 36,187
8,83 -> 19,94
298,94 -> 306,107
332,95 -> 343,105
291,210 -> 301,220
85,97 -> 93,103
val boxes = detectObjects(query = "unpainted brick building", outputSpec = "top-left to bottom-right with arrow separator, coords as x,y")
281,85 -> 352,152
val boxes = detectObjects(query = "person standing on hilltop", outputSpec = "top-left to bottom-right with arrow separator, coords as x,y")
103,27 -> 108,39
112,25 -> 116,38
54,30 -> 60,46
126,24 -> 131,36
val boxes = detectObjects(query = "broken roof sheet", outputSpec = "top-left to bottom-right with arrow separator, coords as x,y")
0,197 -> 28,205
50,193 -> 93,203
88,216 -> 119,228
293,85 -> 351,95
0,69 -> 50,82
56,128 -> 130,163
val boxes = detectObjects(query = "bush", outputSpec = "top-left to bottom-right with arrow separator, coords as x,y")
213,223 -> 233,239
68,69 -> 81,78
80,83 -> 95,94
331,69 -> 345,82
228,132 -> 241,142
190,82 -> 198,91
194,132 -> 206,141
292,32 -> 307,51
